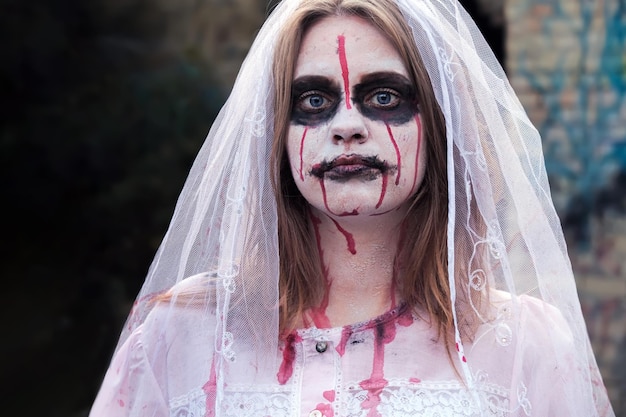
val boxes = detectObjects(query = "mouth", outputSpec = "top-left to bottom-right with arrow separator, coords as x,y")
310,154 -> 394,182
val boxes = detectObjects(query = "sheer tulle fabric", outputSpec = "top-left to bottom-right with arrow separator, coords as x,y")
91,0 -> 614,416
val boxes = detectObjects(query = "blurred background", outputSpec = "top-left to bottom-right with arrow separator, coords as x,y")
1,0 -> 624,415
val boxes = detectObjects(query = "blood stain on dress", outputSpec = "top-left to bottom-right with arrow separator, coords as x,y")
359,309 -> 413,416
336,326 -> 353,356
203,355 -> 218,416
323,390 -> 336,402
277,332 -> 303,384
315,402 -> 335,417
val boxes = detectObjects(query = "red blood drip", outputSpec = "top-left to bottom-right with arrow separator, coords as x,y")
277,332 -> 303,384
298,127 -> 309,181
375,173 -> 388,209
409,377 -> 422,384
117,399 -> 125,408
320,179 -> 332,214
324,390 -> 337,402
319,178 -> 360,217
336,326 -> 353,356
410,116 -> 423,193
358,322 -> 393,416
329,216 -> 356,254
369,208 -> 395,217
358,310 -> 413,416
315,403 -> 335,417
337,35 -> 351,110
309,212 -> 332,328
203,356 -> 218,416
385,123 -> 402,185
397,309 -> 414,327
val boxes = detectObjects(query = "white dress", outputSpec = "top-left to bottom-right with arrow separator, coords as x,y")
91,290 -> 583,417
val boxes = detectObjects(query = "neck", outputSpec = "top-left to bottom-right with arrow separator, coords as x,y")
304,205 -> 408,328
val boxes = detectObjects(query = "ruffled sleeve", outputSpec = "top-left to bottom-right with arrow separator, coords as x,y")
89,324 -> 168,417
516,295 -> 612,417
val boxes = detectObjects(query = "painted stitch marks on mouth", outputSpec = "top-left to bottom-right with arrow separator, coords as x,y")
311,155 -> 397,216
310,154 -> 396,182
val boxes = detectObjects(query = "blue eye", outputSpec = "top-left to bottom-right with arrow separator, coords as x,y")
366,89 -> 400,109
308,95 -> 325,108
296,91 -> 334,113
376,92 -> 393,105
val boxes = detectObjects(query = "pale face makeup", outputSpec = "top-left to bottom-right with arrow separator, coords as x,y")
287,15 -> 426,220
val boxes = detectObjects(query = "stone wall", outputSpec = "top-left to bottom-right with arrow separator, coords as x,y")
506,1 -> 626,413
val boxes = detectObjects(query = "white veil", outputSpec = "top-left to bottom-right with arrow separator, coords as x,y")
94,0 -> 614,415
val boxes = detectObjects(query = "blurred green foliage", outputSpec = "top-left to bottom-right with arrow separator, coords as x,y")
1,0 -> 224,415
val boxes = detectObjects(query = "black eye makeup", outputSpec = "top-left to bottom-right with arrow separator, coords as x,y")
290,72 -> 418,126
353,72 -> 419,125
291,76 -> 341,126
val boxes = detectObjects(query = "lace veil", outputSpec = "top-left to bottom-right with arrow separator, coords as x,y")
96,0 -> 614,415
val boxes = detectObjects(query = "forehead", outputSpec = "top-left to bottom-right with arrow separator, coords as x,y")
293,15 -> 408,79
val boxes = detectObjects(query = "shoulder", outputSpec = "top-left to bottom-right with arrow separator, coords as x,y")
472,290 -> 576,364
138,273 -> 219,357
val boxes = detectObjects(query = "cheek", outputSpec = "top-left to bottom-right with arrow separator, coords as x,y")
390,117 -> 423,191
287,127 -> 305,182
287,125 -> 322,183
389,123 -> 419,166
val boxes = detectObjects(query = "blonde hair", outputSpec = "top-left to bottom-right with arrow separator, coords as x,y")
270,0 -> 456,344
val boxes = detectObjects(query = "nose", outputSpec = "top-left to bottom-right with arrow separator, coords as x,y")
330,105 -> 369,144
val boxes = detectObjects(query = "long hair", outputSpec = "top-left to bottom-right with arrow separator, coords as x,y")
270,0 -> 456,343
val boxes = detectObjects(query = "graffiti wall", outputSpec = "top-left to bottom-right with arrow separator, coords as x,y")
506,0 -> 626,413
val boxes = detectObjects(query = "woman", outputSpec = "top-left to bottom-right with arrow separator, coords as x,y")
91,0 -> 614,416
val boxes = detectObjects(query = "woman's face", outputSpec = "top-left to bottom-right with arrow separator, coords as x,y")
287,15 -> 426,218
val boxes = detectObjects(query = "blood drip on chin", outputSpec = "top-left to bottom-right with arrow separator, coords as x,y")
374,172 -> 388,209
328,216 -> 357,254
319,178 -> 359,217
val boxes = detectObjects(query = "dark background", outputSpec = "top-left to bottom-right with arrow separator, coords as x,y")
3,1 -> 600,416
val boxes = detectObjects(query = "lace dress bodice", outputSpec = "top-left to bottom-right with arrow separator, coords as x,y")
92,294 -> 580,416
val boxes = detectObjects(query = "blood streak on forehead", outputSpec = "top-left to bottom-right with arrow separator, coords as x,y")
337,35 -> 351,110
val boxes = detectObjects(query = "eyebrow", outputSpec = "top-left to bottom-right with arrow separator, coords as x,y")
291,76 -> 341,98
